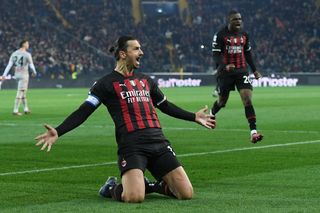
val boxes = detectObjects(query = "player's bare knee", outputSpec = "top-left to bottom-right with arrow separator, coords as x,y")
177,185 -> 193,200
122,192 -> 145,203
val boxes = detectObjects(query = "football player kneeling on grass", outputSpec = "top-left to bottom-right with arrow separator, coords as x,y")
35,36 -> 216,203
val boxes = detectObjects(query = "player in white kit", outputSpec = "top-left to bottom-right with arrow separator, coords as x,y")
1,40 -> 37,115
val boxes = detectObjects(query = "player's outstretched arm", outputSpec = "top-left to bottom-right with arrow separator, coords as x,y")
35,102 -> 97,152
35,124 -> 58,152
157,100 -> 215,129
195,105 -> 216,129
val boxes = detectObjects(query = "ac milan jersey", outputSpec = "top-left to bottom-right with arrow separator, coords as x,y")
86,71 -> 165,144
212,26 -> 251,69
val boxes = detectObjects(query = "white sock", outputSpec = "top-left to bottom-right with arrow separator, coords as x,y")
22,98 -> 29,112
14,98 -> 21,113
250,129 -> 257,136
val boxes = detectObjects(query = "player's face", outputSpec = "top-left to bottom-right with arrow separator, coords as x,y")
229,13 -> 242,32
23,41 -> 30,49
124,40 -> 144,69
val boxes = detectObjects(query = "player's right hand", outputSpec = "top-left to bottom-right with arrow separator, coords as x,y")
225,64 -> 235,72
35,124 -> 58,152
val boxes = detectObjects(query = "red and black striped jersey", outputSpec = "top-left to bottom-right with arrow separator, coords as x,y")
212,26 -> 251,69
87,71 -> 164,137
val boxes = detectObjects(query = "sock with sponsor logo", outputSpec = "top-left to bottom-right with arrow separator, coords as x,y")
245,105 -> 256,130
149,180 -> 177,198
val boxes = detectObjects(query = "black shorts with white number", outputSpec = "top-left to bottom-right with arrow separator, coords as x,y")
117,128 -> 181,180
217,69 -> 252,96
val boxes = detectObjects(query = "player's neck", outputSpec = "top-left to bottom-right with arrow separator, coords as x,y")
19,47 -> 27,52
227,25 -> 239,33
115,61 -> 134,76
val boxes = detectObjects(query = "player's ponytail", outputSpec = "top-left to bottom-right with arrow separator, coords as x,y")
109,36 -> 136,60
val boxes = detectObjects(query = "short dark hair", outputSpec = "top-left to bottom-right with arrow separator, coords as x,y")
109,36 -> 136,60
19,39 -> 28,48
228,10 -> 240,19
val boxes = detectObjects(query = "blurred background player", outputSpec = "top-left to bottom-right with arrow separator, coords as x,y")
35,36 -> 216,203
1,39 -> 37,115
210,10 -> 263,143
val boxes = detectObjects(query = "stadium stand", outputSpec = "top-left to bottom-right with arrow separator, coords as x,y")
0,0 -> 319,79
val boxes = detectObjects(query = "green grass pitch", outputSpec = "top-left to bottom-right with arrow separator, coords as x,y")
0,86 -> 320,212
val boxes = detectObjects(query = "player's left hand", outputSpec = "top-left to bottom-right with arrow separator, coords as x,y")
253,71 -> 262,79
195,105 -> 216,129
35,124 -> 58,152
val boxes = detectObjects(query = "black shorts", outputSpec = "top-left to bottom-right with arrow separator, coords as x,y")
117,142 -> 181,180
217,70 -> 252,96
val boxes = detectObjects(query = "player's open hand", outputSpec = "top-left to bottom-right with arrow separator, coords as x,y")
253,71 -> 262,79
35,124 -> 58,152
195,105 -> 216,129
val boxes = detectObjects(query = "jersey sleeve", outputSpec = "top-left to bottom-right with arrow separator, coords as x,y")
28,53 -> 37,74
148,76 -> 166,107
212,31 -> 226,71
86,81 -> 105,108
212,32 -> 223,53
244,32 -> 252,52
2,54 -> 14,76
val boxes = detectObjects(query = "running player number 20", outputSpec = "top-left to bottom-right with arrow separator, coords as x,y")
243,75 -> 252,84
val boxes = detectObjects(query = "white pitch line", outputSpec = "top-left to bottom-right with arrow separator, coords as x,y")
178,139 -> 320,157
0,162 -> 117,176
1,139 -> 320,177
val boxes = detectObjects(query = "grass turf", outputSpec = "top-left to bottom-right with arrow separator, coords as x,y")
0,86 -> 320,212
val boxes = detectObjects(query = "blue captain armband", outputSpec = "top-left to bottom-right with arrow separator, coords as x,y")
85,94 -> 101,107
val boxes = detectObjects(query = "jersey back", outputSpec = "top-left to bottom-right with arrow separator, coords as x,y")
10,50 -> 32,74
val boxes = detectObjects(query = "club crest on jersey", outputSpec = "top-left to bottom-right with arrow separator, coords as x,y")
121,159 -> 127,167
240,36 -> 244,44
130,80 -> 136,86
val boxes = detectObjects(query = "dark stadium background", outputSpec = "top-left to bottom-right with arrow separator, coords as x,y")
0,0 -> 319,88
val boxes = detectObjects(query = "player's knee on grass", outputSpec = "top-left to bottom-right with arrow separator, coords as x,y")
175,184 -> 193,200
122,190 -> 145,203
163,167 -> 194,200
121,169 -> 146,203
